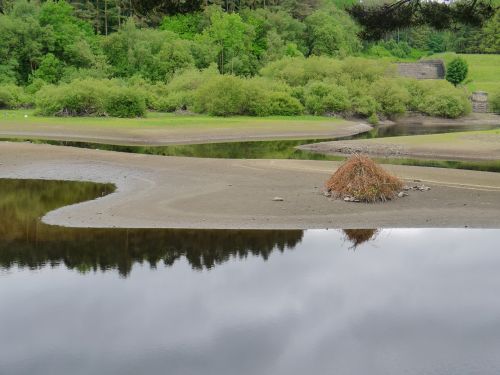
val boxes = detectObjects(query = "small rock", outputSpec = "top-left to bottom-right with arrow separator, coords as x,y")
343,196 -> 360,202
273,197 -> 284,201
403,185 -> 411,191
413,179 -> 421,182
323,191 -> 331,197
398,191 -> 408,198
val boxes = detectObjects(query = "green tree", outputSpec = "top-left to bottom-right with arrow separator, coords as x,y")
305,7 -> 361,57
446,57 -> 468,86
31,53 -> 63,83
198,8 -> 254,74
480,9 -> 500,53
103,19 -> 194,81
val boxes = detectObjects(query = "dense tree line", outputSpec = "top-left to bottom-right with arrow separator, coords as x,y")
0,0 -> 497,119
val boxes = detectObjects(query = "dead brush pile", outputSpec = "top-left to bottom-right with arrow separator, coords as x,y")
325,154 -> 403,202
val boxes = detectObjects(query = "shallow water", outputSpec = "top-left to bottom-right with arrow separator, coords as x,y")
3,121 -> 500,172
2,179 -> 500,374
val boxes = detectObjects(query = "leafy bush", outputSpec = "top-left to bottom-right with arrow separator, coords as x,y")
304,81 -> 350,115
345,80 -> 379,116
193,74 -> 303,116
446,57 -> 468,86
421,89 -> 471,118
164,66 -> 219,111
194,75 -> 247,116
35,79 -> 146,117
365,40 -> 426,60
104,88 -> 146,117
35,80 -> 107,116
260,56 -> 342,87
350,94 -> 379,117
0,84 -> 28,109
370,79 -> 409,116
31,53 -> 63,84
253,91 -> 304,116
340,57 -> 392,84
405,79 -> 471,118
490,91 -> 500,114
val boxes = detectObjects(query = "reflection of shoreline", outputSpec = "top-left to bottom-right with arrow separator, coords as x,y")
342,229 -> 379,249
1,178 -> 303,277
0,227 -> 304,276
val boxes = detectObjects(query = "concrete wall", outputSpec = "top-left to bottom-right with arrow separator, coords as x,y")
397,60 -> 445,79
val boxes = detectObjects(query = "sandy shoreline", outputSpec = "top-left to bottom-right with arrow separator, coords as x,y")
2,142 -> 500,229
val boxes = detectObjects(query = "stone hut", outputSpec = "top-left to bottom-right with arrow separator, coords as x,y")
397,60 -> 445,80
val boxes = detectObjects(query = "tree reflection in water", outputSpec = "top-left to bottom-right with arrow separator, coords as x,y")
0,179 -> 303,277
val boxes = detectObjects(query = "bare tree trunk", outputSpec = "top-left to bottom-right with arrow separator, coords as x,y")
96,0 -> 100,34
104,0 -> 108,36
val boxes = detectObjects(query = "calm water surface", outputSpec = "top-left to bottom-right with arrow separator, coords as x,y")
3,122 -> 500,172
1,179 -> 500,375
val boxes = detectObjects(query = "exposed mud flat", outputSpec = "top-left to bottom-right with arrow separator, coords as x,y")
1,142 -> 500,229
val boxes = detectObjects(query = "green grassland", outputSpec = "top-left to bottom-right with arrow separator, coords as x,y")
375,128 -> 500,146
429,53 -> 500,94
0,110 -> 343,129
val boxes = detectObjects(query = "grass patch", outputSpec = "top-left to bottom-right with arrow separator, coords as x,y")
370,128 -> 500,146
0,109 -> 344,130
0,110 -> 346,131
428,53 -> 500,94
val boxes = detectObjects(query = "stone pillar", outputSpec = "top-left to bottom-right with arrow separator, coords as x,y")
471,91 -> 489,113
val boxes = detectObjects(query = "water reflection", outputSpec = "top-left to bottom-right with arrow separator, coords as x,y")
2,179 -> 500,374
2,229 -> 500,375
342,229 -> 379,249
0,179 -> 302,276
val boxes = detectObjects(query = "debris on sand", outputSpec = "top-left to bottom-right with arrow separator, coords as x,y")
325,154 -> 403,203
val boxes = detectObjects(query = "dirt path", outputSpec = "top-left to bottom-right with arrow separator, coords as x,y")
2,142 -> 500,229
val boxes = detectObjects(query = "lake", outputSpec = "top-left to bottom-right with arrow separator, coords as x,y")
1,179 -> 500,375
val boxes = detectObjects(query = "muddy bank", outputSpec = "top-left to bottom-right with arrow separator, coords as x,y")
0,116 -> 371,145
297,140 -> 500,162
393,113 -> 500,126
1,142 -> 500,229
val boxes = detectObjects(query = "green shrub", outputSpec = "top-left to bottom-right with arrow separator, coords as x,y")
340,57 -> 392,84
405,80 -> 471,118
35,80 -> 106,116
350,94 -> 379,117
35,79 -> 146,117
245,78 -> 303,116
421,89 -> 471,118
193,74 -> 302,116
194,75 -> 247,116
344,80 -> 379,117
489,91 -> 500,114
260,56 -> 342,87
128,77 -> 170,111
304,81 -> 350,115
370,79 -> 409,116
368,113 -> 379,125
0,84 -> 28,109
104,88 -> 146,117
164,66 -> 218,112
254,92 -> 304,116
446,57 -> 468,86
